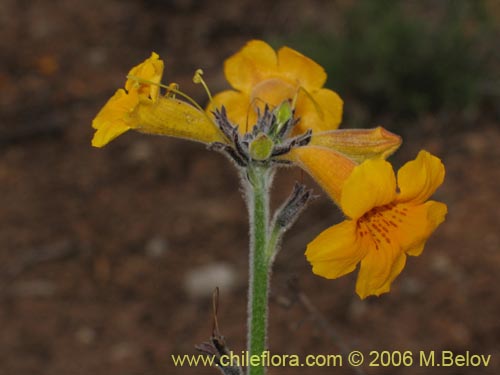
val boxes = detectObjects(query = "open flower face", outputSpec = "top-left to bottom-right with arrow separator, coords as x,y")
205,40 -> 402,174
305,150 -> 447,299
208,40 -> 343,134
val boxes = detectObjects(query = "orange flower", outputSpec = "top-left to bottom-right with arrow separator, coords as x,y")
304,150 -> 447,298
208,40 -> 343,134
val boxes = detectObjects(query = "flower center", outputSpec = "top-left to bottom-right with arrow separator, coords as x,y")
250,78 -> 297,110
357,203 -> 409,250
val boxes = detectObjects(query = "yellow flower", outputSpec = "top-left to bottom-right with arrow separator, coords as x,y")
208,40 -> 343,134
92,53 -> 224,147
305,150 -> 447,299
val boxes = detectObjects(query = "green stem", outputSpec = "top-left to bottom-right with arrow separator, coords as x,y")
246,166 -> 271,375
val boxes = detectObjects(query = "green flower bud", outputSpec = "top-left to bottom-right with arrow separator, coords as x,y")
271,100 -> 293,139
249,133 -> 275,161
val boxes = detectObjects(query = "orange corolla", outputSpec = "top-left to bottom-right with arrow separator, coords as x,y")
302,150 -> 447,298
208,40 -> 343,135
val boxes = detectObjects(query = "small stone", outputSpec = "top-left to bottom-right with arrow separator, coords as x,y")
400,277 -> 423,295
183,263 -> 238,298
431,253 -> 464,283
75,326 -> 96,345
430,253 -> 453,275
87,48 -> 108,66
348,298 -> 367,320
463,132 -> 487,155
110,342 -> 135,362
145,236 -> 169,258
127,140 -> 153,163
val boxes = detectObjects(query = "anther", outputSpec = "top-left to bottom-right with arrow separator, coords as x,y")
166,83 -> 179,98
193,68 -> 213,101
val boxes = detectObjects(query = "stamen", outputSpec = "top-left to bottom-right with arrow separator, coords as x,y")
127,74 -> 208,115
297,86 -> 324,120
193,69 -> 213,101
127,74 -> 169,91
166,83 -> 179,98
291,90 -> 299,110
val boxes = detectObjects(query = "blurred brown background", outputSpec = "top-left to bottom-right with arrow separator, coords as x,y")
1,0 -> 499,374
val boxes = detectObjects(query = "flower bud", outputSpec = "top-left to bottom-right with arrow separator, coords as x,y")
249,133 -> 274,161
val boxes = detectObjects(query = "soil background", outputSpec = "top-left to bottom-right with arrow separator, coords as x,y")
1,1 -> 499,374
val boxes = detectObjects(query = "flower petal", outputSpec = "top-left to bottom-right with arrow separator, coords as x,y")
93,89 -> 139,129
277,46 -> 327,90
355,240 -> 401,299
306,220 -> 367,279
405,201 -> 447,256
310,127 -> 402,163
91,89 -> 139,147
294,88 -> 343,134
397,150 -> 445,204
288,146 -> 356,205
341,159 -> 397,219
125,52 -> 164,101
250,78 -> 298,111
224,40 -> 277,93
358,252 -> 407,298
92,120 -> 130,147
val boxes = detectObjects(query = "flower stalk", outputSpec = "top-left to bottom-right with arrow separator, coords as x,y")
246,165 -> 271,375
245,167 -> 313,375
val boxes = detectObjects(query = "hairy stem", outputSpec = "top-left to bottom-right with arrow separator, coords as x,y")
246,166 -> 271,375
